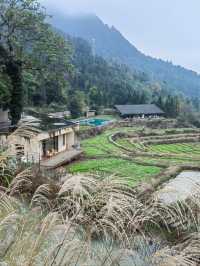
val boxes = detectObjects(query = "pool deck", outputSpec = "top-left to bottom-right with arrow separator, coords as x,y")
80,119 -> 111,126
40,149 -> 83,169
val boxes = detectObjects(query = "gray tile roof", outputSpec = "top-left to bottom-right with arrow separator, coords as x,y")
21,112 -> 77,134
115,104 -> 164,115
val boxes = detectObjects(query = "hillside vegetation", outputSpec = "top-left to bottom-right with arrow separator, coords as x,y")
50,13 -> 200,98
0,0 -> 198,125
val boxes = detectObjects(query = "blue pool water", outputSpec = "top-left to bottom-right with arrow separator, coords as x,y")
79,118 -> 110,127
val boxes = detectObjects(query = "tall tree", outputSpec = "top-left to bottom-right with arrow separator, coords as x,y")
0,72 -> 11,109
88,86 -> 103,107
0,0 -> 72,125
69,91 -> 86,118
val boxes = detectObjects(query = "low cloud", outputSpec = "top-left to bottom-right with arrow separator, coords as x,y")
40,0 -> 200,73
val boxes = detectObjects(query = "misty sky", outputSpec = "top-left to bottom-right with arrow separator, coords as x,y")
41,0 -> 200,73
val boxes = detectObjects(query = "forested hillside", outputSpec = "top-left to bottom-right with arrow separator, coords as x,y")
23,34 -> 180,118
0,0 -> 73,125
69,37 -> 166,107
0,1 -> 194,123
50,13 -> 200,98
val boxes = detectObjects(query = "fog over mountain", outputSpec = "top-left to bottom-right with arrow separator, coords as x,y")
41,0 -> 200,73
45,11 -> 200,98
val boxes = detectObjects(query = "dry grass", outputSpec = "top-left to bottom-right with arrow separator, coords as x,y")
0,154 -> 15,187
0,179 -> 200,265
1,150 -> 200,265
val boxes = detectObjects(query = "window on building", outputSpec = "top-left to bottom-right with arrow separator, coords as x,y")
63,134 -> 66,146
53,136 -> 59,152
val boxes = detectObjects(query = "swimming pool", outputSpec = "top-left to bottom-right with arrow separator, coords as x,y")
79,118 -> 110,127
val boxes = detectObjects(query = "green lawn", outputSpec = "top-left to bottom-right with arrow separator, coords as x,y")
68,158 -> 161,186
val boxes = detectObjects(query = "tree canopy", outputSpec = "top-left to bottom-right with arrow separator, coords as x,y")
0,0 -> 72,124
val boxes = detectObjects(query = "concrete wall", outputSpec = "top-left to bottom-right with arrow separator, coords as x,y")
58,131 -> 75,152
7,135 -> 41,162
0,134 -> 8,147
0,110 -> 9,123
66,131 -> 75,149
86,111 -> 95,118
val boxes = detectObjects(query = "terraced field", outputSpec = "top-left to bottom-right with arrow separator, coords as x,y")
67,127 -> 163,186
148,143 -> 200,155
67,125 -> 200,187
116,129 -> 200,166
69,158 -> 161,185
81,127 -> 137,157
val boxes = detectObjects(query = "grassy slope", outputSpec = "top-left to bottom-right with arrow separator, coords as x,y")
67,127 -> 161,186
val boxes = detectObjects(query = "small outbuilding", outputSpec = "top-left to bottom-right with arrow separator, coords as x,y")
115,104 -> 164,118
85,110 -> 96,118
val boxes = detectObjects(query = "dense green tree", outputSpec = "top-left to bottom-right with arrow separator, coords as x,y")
68,91 -> 86,118
88,86 -> 103,108
156,96 -> 164,110
0,0 -> 72,124
0,72 -> 11,109
0,0 -> 46,124
161,95 -> 180,118
192,97 -> 200,111
69,37 -> 156,108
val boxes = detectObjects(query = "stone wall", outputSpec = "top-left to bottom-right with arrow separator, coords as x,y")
117,118 -> 179,129
78,118 -> 181,140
